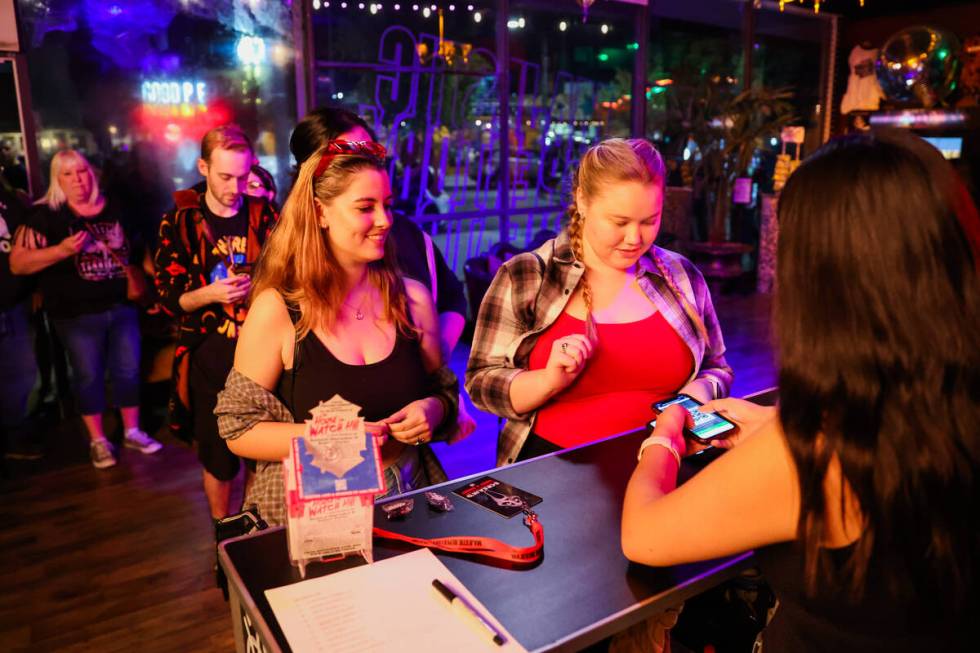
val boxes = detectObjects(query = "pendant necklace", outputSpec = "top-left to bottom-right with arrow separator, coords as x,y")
344,295 -> 368,320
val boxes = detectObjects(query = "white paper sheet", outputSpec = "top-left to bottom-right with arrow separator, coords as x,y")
265,548 -> 527,653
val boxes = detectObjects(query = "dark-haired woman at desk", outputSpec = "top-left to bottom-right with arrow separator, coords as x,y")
622,130 -> 979,651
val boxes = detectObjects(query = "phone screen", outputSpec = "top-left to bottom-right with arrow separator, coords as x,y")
653,394 -> 736,442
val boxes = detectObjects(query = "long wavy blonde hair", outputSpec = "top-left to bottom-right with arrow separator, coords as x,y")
249,148 -> 416,341
567,138 -> 708,342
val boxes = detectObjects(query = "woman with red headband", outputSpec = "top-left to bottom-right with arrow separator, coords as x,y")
214,140 -> 458,525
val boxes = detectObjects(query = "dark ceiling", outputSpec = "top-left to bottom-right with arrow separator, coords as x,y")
826,0 -> 980,18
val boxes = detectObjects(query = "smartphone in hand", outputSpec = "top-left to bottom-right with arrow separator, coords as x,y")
652,394 -> 738,443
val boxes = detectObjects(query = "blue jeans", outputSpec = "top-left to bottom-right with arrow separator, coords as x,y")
52,304 -> 141,415
0,301 -> 39,438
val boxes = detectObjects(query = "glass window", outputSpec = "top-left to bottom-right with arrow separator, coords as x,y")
311,1 -> 643,269
16,0 -> 297,245
0,58 -> 30,194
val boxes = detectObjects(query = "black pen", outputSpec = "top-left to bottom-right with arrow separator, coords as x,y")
432,578 -> 505,646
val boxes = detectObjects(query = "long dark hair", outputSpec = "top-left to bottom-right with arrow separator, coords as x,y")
776,130 -> 980,608
289,107 -> 378,166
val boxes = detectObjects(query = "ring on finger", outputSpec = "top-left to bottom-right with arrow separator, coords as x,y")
560,342 -> 568,353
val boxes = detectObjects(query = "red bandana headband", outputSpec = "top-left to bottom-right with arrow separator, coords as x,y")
312,139 -> 387,179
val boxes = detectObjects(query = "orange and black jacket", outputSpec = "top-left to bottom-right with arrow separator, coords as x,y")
154,189 -> 278,440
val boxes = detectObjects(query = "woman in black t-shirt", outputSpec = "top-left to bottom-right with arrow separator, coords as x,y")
11,149 -> 162,469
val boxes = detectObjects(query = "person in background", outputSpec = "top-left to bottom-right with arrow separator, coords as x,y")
0,139 -> 29,194
10,149 -> 161,468
621,131 -> 979,651
246,164 -> 277,207
467,138 -> 732,468
154,125 -> 278,522
0,181 -> 41,461
290,107 -> 474,440
215,140 -> 458,525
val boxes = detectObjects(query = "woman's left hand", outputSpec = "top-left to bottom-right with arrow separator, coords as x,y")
381,397 -> 444,446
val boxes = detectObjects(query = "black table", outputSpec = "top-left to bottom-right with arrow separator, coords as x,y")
220,388 -> 778,653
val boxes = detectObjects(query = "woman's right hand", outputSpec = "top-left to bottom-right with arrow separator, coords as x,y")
698,397 -> 777,449
544,333 -> 595,393
58,231 -> 89,257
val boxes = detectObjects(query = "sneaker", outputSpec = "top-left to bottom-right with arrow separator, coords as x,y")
90,439 -> 117,469
123,428 -> 163,454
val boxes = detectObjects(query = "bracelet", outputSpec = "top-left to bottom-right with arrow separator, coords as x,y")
637,435 -> 681,467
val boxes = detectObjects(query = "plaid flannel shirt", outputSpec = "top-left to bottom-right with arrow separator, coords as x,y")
465,231 -> 734,467
215,366 -> 456,526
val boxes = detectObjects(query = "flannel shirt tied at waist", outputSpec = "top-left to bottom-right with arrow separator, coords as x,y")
215,367 -> 455,526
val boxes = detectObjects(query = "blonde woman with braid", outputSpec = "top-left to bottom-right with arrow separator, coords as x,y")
467,138 -> 732,466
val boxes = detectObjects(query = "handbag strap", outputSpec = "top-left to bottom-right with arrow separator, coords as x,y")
372,505 -> 543,565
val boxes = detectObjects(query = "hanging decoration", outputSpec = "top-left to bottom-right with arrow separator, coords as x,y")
876,26 -> 960,108
577,0 -> 596,23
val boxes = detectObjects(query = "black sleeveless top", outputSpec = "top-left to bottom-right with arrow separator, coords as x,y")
277,327 -> 430,424
755,541 -> 971,651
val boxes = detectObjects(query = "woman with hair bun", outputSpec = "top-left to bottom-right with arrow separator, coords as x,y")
467,138 -> 732,467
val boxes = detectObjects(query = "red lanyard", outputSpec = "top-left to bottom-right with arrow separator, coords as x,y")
373,507 -> 544,565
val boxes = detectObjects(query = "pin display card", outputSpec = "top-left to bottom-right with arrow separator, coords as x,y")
285,395 -> 384,573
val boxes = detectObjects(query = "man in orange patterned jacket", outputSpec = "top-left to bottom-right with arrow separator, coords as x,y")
154,125 -> 277,523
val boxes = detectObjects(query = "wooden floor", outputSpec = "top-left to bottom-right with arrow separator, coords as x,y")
0,292 -> 774,652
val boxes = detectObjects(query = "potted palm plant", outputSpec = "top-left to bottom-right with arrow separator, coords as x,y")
686,86 -> 796,284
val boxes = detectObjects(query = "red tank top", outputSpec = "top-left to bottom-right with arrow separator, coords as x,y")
529,310 -> 694,447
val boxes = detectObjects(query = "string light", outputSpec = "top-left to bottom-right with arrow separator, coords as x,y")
473,11 -> 481,23
601,23 -> 609,34
777,0 -> 864,12
559,20 -> 567,32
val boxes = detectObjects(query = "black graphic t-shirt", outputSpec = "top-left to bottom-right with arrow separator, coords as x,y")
26,201 -> 130,318
203,203 -> 249,277
0,186 -> 32,311
202,202 -> 250,339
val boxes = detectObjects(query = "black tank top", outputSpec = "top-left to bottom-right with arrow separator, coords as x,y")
277,327 -> 430,424
755,541 -> 971,651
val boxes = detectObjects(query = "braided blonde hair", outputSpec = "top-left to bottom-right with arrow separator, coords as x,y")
568,138 -> 709,343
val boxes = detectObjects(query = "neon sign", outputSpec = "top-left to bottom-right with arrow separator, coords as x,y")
141,80 -> 208,106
